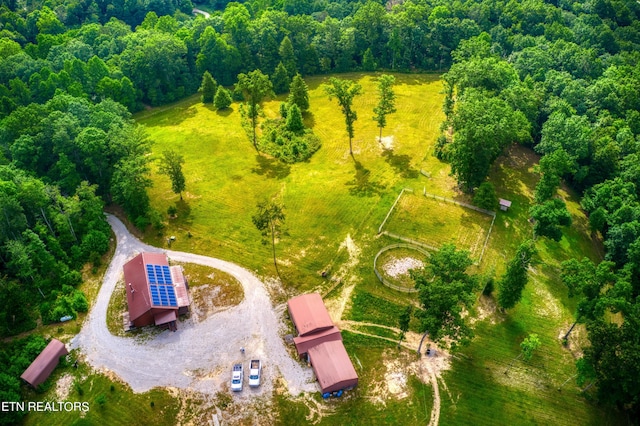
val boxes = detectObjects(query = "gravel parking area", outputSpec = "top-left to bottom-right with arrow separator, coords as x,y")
70,215 -> 316,396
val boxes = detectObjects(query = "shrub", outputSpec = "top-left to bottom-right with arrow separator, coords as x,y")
474,182 -> 498,211
72,291 -> 89,313
214,86 -> 232,110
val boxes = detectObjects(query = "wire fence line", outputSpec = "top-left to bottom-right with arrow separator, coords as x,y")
377,188 -> 413,234
477,213 -> 496,265
377,188 -> 497,266
421,191 -> 496,217
379,231 -> 439,251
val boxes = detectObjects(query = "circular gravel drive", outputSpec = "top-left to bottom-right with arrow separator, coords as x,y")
70,215 -> 316,396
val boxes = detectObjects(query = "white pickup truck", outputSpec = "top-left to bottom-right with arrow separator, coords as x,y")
231,363 -> 243,391
249,360 -> 261,387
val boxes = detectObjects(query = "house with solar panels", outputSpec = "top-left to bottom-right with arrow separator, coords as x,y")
123,252 -> 190,331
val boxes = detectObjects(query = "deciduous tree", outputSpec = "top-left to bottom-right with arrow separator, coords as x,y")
324,77 -> 362,156
158,150 -> 185,200
450,89 -> 531,191
505,333 -> 541,374
237,70 -> 273,150
497,240 -> 536,310
530,198 -> 572,241
373,74 -> 396,142
411,243 -> 478,349
252,199 -> 285,280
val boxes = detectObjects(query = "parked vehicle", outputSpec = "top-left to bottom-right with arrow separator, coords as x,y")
249,359 -> 261,387
231,363 -> 243,391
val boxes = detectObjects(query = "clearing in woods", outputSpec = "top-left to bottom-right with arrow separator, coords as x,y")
60,73 -> 621,425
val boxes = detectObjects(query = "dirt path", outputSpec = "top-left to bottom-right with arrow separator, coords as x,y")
70,215 -> 315,396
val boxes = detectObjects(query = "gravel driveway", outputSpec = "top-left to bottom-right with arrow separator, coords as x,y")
70,215 -> 316,396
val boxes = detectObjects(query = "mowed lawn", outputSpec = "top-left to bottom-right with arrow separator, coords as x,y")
382,191 -> 494,259
135,74 -> 623,424
136,72 -> 443,295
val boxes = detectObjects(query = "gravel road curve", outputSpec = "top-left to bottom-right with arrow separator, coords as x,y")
70,215 -> 316,396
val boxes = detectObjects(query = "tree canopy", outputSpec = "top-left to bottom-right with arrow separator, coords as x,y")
411,244 -> 478,349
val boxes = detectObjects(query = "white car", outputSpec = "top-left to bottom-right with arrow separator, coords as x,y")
249,360 -> 261,387
231,363 -> 243,391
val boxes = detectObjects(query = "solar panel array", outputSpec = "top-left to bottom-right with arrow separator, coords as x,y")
146,264 -> 177,307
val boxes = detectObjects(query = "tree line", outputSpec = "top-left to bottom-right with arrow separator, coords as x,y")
435,0 -> 640,419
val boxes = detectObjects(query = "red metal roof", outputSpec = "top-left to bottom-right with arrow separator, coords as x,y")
287,293 -> 334,336
20,339 -> 68,388
123,253 -> 155,322
308,340 -> 358,393
293,326 -> 342,356
154,310 -> 177,325
124,253 -> 180,324
170,265 -> 190,308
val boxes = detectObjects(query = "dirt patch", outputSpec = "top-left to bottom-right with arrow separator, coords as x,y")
368,347 -> 451,414
558,322 -> 587,359
55,373 -> 73,400
377,135 -> 394,150
324,284 -> 355,323
182,265 -> 245,323
532,279 -> 561,319
471,294 -> 501,325
383,257 -> 423,278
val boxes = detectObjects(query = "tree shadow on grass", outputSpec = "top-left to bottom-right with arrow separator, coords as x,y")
175,199 -> 192,223
303,111 -> 316,129
153,105 -> 198,127
346,160 -> 386,197
382,148 -> 420,179
213,106 -> 234,117
251,154 -> 291,179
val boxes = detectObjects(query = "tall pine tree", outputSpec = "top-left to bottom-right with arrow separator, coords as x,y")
200,71 -> 217,104
287,73 -> 309,113
498,240 -> 536,310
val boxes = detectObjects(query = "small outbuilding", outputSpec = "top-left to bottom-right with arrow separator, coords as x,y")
499,198 -> 512,211
123,252 -> 190,330
20,339 -> 68,388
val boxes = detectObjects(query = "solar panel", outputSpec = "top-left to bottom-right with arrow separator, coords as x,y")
146,263 -> 177,307
149,284 -> 178,307
146,264 -> 173,286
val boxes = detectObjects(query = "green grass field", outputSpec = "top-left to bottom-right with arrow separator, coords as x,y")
111,72 -> 626,424
136,72 -> 443,296
23,354 -> 179,426
382,191 -> 494,259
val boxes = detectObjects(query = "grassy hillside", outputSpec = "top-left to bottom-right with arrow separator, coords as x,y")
133,73 -> 623,424
136,72 -> 444,296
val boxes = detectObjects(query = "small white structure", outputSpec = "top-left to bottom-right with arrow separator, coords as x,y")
499,199 -> 512,211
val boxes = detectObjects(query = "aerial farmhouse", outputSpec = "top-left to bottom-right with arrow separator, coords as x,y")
123,252 -> 190,331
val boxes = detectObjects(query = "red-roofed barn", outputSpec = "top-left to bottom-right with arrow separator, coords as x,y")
287,293 -> 358,394
308,340 -> 359,393
123,253 -> 190,331
20,339 -> 68,388
287,293 -> 334,336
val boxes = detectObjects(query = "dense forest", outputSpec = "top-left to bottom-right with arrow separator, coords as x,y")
1,0 -> 640,423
